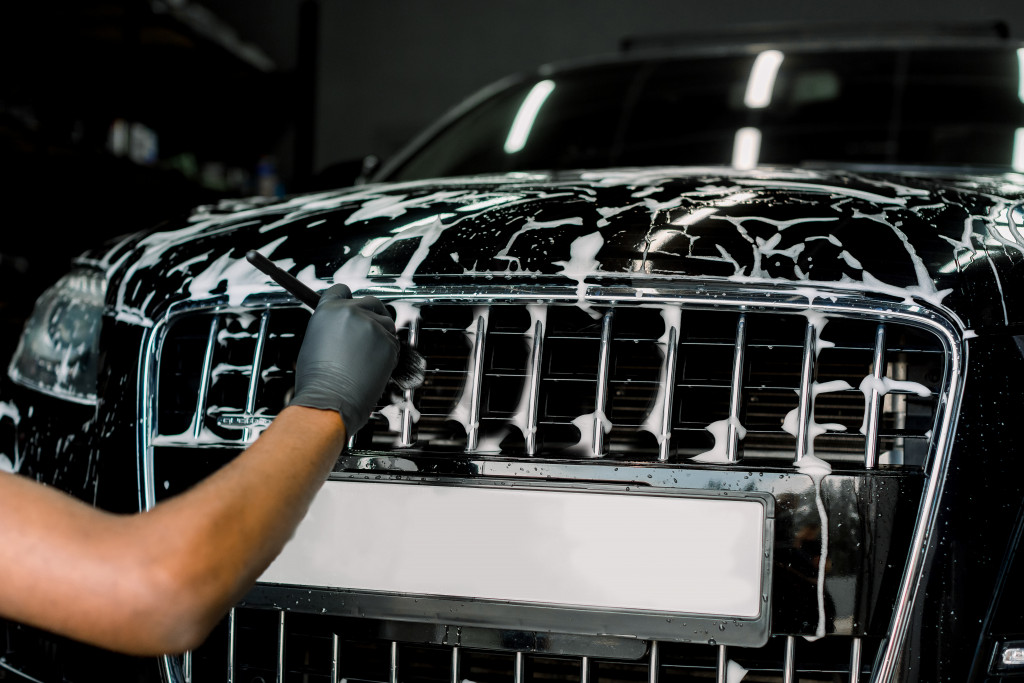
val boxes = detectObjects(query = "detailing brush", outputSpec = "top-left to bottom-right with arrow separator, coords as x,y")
245,250 -> 426,391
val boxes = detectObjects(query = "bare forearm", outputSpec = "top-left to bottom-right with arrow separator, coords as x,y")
138,406 -> 347,645
0,406 -> 346,655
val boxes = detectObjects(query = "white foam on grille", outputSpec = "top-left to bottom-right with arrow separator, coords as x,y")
639,305 -> 683,447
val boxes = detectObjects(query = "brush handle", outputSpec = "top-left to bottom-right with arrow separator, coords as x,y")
245,250 -> 425,392
245,250 -> 321,310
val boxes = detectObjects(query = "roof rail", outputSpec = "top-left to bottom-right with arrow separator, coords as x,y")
620,20 -> 1011,52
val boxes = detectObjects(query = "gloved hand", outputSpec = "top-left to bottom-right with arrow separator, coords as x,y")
291,284 -> 399,434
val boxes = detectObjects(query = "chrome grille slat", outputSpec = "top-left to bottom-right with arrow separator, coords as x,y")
864,324 -> 887,469
465,312 -> 487,452
400,316 -> 421,448
226,607 -> 236,683
243,311 -> 270,442
784,635 -> 796,683
850,637 -> 863,682
525,317 -> 545,455
592,310 -> 614,457
332,633 -> 341,683
648,640 -> 659,683
389,641 -> 399,683
727,314 -> 748,463
276,610 -> 285,683
795,321 -> 816,462
450,645 -> 461,683
192,316 -> 219,439
657,323 -> 678,462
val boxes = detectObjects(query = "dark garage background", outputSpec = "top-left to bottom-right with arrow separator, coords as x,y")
4,0 -> 1024,359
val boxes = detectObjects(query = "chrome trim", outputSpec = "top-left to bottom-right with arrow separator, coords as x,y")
400,317 -> 421,447
193,316 -> 220,440
248,479 -> 775,647
450,645 -> 461,683
276,610 -> 286,683
465,313 -> 487,451
0,660 -> 47,683
332,633 -> 341,683
864,324 -> 887,468
593,310 -> 614,457
227,607 -> 236,683
648,640 -> 659,683
514,650 -> 525,683
850,636 -> 863,682
873,325 -> 964,682
142,283 -> 966,683
795,321 -> 816,462
242,310 -> 270,442
139,323 -> 159,512
525,318 -> 544,455
783,635 -> 795,683
727,314 -> 747,462
182,651 -> 192,683
657,323 -> 678,462
580,655 -> 591,683
716,644 -> 727,683
390,641 -> 399,683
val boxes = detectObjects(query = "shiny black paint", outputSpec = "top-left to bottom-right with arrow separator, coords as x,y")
87,169 -> 1023,331
913,331 -> 1024,683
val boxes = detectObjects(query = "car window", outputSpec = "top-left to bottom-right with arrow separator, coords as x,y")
387,46 -> 1024,180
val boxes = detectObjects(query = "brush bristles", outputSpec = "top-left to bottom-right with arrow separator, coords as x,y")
390,344 -> 426,391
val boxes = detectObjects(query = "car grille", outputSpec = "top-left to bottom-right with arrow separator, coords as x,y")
147,291 -> 953,683
152,298 -> 944,467
174,606 -> 882,682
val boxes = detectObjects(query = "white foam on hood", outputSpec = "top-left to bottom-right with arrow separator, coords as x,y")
187,236 -> 289,305
554,232 -> 604,318
494,217 -> 583,272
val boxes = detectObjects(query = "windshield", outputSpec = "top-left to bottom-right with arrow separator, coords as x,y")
386,46 -> 1024,180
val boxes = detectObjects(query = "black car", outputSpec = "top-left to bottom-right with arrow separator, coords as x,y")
2,34 -> 1024,683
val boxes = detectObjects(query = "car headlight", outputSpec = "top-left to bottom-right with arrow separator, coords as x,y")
8,268 -> 106,404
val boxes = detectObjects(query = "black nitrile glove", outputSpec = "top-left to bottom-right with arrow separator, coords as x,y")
291,284 -> 399,434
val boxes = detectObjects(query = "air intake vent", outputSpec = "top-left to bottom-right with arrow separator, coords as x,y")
153,297 -> 945,470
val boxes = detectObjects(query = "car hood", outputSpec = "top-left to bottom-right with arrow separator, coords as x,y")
88,166 -> 1024,331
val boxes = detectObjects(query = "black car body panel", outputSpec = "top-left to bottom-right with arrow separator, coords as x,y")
86,168 -> 1021,330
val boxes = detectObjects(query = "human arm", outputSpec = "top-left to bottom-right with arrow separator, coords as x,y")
0,285 -> 398,655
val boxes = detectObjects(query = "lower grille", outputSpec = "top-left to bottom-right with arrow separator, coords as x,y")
180,606 -> 882,683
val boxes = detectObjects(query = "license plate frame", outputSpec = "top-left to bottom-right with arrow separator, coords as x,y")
255,474 -> 774,647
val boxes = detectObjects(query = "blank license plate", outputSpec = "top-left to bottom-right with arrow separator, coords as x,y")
261,479 -> 770,620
